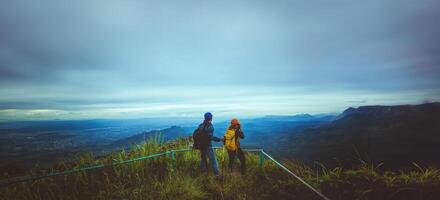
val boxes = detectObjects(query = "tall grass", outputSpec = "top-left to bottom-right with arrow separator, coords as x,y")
0,136 -> 439,200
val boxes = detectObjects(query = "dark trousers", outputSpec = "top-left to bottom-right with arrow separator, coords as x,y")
200,147 -> 219,176
227,148 -> 246,175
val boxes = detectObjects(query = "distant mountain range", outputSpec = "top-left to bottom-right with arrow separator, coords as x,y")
111,126 -> 194,148
259,113 -> 336,122
108,113 -> 337,151
2,102 -> 439,175
284,102 -> 440,169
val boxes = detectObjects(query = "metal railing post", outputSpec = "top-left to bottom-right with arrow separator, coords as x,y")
259,150 -> 264,170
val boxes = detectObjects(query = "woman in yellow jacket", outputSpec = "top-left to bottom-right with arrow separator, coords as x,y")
223,118 -> 246,175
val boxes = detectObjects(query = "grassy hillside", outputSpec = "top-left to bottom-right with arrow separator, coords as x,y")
1,137 -> 439,200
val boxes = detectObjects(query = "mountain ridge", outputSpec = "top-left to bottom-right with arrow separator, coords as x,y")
286,102 -> 440,168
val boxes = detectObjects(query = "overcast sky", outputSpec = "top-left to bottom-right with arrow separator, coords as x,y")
1,0 -> 439,120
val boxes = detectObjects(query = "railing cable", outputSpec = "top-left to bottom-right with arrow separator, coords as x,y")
0,147 -> 330,200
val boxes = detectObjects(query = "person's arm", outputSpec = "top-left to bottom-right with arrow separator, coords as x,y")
237,127 -> 245,139
206,124 -> 221,142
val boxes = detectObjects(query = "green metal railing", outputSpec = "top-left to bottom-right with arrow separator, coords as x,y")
260,150 -> 330,200
0,147 -> 330,200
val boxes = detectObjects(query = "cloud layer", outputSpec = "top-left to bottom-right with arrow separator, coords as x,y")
0,0 -> 439,120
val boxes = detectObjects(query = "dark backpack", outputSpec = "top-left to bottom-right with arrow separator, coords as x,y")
192,123 -> 209,149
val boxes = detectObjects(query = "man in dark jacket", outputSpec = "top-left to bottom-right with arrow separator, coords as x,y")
195,112 -> 221,176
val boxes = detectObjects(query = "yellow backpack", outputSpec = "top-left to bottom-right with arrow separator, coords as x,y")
224,129 -> 238,151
